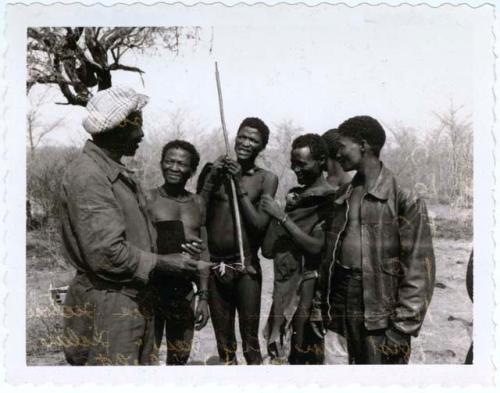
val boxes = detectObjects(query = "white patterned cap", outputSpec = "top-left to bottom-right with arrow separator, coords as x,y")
82,86 -> 149,135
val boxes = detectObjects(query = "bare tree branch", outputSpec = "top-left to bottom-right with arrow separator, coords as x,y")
108,63 -> 145,74
28,27 -> 203,105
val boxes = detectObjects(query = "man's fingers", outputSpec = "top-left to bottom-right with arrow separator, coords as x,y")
311,321 -> 326,339
181,244 -> 198,255
195,312 -> 209,330
185,259 -> 200,271
199,314 -> 209,329
182,243 -> 204,255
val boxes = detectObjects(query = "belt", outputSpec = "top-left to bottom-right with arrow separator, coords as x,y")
80,271 -> 144,299
334,261 -> 362,280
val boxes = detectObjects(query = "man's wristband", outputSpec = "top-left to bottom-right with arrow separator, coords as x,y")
278,214 -> 289,226
195,289 -> 209,301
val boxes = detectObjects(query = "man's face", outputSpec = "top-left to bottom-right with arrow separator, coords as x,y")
291,146 -> 323,186
117,111 -> 144,157
335,135 -> 363,171
161,147 -> 193,186
234,126 -> 264,162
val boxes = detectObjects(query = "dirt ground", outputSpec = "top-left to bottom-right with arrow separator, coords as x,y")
26,204 -> 472,365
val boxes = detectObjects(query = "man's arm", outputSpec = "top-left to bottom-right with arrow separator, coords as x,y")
64,170 -> 158,285
235,170 -> 279,234
196,157 -> 225,203
392,191 -> 436,337
261,194 -> 324,255
65,171 -> 209,285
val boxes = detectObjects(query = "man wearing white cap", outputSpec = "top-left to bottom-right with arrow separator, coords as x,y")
60,86 -> 212,365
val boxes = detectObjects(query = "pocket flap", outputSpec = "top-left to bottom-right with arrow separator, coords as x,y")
382,257 -> 404,276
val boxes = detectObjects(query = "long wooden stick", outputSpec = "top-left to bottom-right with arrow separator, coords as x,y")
215,62 -> 246,268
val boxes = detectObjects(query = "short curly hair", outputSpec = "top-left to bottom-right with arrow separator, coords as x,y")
160,139 -> 200,172
291,133 -> 328,164
322,128 -> 341,158
337,116 -> 386,157
237,117 -> 270,148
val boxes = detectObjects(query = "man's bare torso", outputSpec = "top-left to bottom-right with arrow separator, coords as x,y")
147,188 -> 204,241
340,184 -> 364,269
205,169 -> 265,258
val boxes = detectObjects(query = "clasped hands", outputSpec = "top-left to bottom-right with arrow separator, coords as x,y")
210,155 -> 243,182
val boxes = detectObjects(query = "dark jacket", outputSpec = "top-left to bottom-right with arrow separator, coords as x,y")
312,164 -> 435,336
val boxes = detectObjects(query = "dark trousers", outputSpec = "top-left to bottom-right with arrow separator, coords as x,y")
63,275 -> 157,366
330,264 -> 410,364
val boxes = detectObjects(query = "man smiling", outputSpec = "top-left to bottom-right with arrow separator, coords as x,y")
60,87 -> 212,365
197,117 -> 278,364
146,140 -> 210,365
262,134 -> 334,364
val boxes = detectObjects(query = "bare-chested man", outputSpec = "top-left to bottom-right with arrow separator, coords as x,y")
147,140 -> 209,365
197,117 -> 278,365
311,116 -> 435,364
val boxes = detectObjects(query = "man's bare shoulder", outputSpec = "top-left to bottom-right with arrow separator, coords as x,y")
255,166 -> 278,183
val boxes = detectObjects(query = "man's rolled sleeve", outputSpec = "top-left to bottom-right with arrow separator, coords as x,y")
134,251 -> 158,284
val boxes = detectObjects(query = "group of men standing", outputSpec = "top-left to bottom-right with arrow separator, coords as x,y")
60,86 -> 435,366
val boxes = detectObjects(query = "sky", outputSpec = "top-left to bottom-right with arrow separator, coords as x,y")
30,5 -> 493,147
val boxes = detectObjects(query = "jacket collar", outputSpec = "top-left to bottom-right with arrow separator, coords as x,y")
335,162 -> 394,203
83,140 -> 127,183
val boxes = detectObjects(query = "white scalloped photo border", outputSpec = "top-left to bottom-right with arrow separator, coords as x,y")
0,1 -> 497,391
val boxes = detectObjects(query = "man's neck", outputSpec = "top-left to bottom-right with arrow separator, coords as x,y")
306,174 -> 328,191
357,156 -> 382,190
162,182 -> 188,197
94,142 -> 123,163
238,158 -> 257,172
327,161 -> 351,188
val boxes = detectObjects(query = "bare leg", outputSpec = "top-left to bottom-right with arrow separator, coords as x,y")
208,274 -> 238,364
165,298 -> 195,365
236,272 -> 263,365
290,278 -> 323,364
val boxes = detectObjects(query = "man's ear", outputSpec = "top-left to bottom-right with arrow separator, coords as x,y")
360,139 -> 369,153
318,154 -> 326,170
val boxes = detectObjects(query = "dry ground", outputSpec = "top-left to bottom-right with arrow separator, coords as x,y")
26,204 -> 472,365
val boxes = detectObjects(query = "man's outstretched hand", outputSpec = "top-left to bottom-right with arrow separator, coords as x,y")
156,254 -> 213,278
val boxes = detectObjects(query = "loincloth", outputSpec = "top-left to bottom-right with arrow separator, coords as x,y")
210,253 -> 261,283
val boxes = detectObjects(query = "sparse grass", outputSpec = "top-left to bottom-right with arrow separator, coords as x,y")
429,204 -> 473,241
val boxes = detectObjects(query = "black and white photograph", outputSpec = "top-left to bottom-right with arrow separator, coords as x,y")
1,0 -> 497,388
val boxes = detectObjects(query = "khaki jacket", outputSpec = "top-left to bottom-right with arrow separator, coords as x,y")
60,140 -> 157,297
312,164 -> 435,336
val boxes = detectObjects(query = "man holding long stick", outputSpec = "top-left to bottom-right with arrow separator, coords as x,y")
197,117 -> 278,364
